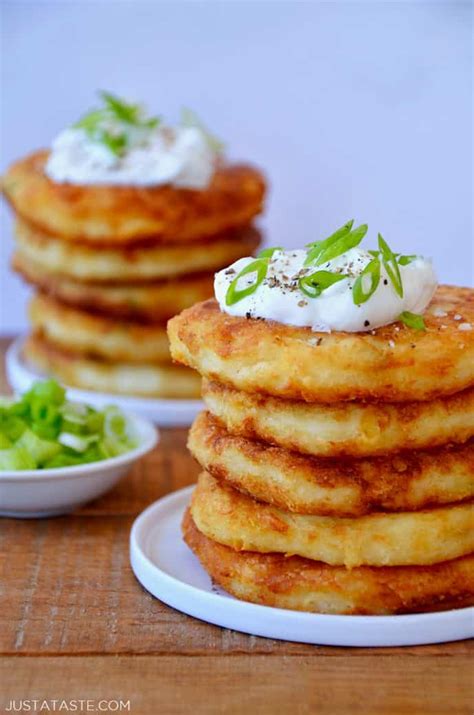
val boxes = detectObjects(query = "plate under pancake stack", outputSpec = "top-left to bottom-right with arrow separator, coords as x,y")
168,291 -> 474,615
3,152 -> 265,401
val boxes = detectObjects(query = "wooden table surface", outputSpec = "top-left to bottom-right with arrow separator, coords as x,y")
0,336 -> 472,715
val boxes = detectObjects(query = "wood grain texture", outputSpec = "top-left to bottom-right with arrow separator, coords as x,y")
0,336 -> 473,714
1,655 -> 473,715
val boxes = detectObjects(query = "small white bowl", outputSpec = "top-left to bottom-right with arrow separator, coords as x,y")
0,413 -> 158,518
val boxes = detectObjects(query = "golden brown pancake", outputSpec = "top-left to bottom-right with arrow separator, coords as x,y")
13,251 -> 214,321
189,412 -> 474,516
2,150 -> 266,244
15,219 -> 261,283
183,511 -> 474,615
168,287 -> 474,403
191,472 -> 474,568
29,293 -> 170,363
24,333 -> 201,399
203,380 -> 474,458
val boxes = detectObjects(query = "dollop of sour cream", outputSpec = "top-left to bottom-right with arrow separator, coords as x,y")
45,124 -> 218,188
214,248 -> 437,332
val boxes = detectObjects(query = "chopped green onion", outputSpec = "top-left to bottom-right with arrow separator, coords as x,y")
398,311 -> 426,331
304,220 -> 354,265
0,380 -> 138,471
307,222 -> 368,267
398,254 -> 417,266
257,247 -> 283,259
298,270 -> 348,298
225,259 -> 268,306
352,257 -> 381,305
73,91 -> 160,157
305,239 -> 322,250
378,233 -> 404,298
99,130 -> 128,157
100,91 -> 141,124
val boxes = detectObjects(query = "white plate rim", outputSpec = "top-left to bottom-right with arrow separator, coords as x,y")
6,336 -> 203,427
130,486 -> 474,647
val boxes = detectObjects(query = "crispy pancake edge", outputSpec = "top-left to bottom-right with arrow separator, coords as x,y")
191,472 -> 474,568
168,288 -> 474,402
24,333 -> 201,399
183,510 -> 474,615
15,219 -> 261,282
29,293 -> 171,363
188,411 -> 474,516
203,379 -> 474,457
13,251 -> 215,321
3,150 -> 266,243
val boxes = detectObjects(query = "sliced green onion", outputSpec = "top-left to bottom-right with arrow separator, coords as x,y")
307,222 -> 368,267
352,257 -> 381,305
398,254 -> 417,266
398,311 -> 426,331
99,129 -> 128,157
74,109 -> 107,132
305,239 -> 322,250
74,91 -> 160,157
304,220 -> 354,265
298,270 -> 348,299
378,234 -> 404,298
257,247 -> 283,259
225,259 -> 268,306
100,91 -> 141,124
58,432 -> 99,453
0,380 -> 137,471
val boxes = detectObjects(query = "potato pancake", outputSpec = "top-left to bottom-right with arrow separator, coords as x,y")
168,287 -> 474,403
3,151 -> 265,244
191,472 -> 474,568
15,220 -> 261,283
189,412 -> 474,516
183,511 -> 474,615
203,380 -> 474,458
29,293 -> 170,363
13,251 -> 214,321
24,334 -> 201,399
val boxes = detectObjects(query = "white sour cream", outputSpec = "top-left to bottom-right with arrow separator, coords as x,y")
214,248 -> 437,333
45,125 -> 217,188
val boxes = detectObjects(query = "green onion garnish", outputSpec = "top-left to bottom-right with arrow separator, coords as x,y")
306,220 -> 353,249
305,220 -> 354,265
225,248 -> 282,305
398,254 -> 417,266
298,270 -> 348,299
352,257 -> 381,305
398,311 -> 426,331
225,259 -> 269,306
74,91 -> 160,157
378,234 -> 403,298
306,222 -> 368,267
257,247 -> 283,259
0,380 -> 137,471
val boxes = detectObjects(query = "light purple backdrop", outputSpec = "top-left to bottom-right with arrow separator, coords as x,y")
1,1 -> 472,333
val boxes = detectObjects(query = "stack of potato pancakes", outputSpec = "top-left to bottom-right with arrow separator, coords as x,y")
2,151 -> 265,398
168,285 -> 474,614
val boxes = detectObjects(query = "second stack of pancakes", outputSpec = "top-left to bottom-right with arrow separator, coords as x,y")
4,152 -> 265,399
169,287 -> 474,614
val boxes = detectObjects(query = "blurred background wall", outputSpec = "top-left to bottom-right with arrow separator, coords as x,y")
0,0 -> 472,334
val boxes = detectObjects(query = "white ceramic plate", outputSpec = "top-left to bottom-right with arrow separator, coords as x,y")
0,412 -> 158,518
130,486 -> 474,647
6,336 -> 203,427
